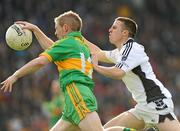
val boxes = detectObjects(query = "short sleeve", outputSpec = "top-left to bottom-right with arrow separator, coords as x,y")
104,49 -> 119,63
115,42 -> 149,72
39,39 -> 72,62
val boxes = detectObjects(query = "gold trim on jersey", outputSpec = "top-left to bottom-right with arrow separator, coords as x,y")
74,37 -> 90,50
55,58 -> 92,75
66,83 -> 90,120
39,53 -> 52,62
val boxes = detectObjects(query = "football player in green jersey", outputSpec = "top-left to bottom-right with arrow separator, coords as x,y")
1,11 -> 137,131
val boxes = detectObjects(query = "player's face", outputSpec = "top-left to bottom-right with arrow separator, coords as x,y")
55,23 -> 64,39
108,20 -> 126,45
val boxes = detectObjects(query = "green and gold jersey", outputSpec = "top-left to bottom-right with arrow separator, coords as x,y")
40,31 -> 94,91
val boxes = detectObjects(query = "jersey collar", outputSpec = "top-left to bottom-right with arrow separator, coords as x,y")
123,38 -> 134,45
66,31 -> 82,39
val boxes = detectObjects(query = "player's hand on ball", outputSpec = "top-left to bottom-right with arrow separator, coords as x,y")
15,21 -> 38,31
1,75 -> 18,92
6,23 -> 33,51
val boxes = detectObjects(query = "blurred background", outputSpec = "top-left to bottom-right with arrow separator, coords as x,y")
0,0 -> 180,130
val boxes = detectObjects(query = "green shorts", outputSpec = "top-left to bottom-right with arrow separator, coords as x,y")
61,82 -> 97,125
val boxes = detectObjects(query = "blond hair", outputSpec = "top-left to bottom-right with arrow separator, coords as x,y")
54,11 -> 82,31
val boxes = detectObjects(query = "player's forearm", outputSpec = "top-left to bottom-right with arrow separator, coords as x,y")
88,42 -> 102,54
33,27 -> 54,50
83,38 -> 102,54
94,65 -> 125,80
84,38 -> 112,63
13,58 -> 45,79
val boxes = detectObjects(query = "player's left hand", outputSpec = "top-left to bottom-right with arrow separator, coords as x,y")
1,75 -> 18,92
91,54 -> 98,69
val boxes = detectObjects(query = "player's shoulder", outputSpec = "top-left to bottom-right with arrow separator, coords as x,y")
109,48 -> 119,53
132,41 -> 145,52
122,40 -> 144,54
132,41 -> 144,48
53,37 -> 75,47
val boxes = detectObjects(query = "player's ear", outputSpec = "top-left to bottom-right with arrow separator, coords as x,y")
122,29 -> 129,36
63,24 -> 70,33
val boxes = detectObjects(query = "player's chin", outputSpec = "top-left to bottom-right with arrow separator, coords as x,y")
109,36 -> 112,42
109,38 -> 114,45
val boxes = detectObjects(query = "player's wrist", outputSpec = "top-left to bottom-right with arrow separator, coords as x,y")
13,71 -> 20,79
32,25 -> 40,32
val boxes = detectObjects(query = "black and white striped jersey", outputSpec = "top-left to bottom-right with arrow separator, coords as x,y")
105,38 -> 172,104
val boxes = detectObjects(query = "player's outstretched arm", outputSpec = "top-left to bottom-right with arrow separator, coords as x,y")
15,21 -> 54,50
92,54 -> 125,80
83,37 -> 102,54
83,37 -> 113,63
1,56 -> 50,92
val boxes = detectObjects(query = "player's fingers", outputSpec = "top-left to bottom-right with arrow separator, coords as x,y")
15,22 -> 29,29
1,85 -> 7,92
1,80 -> 6,85
3,84 -> 7,92
92,54 -> 97,61
1,81 -> 7,89
3,82 -> 10,92
9,84 -> 12,92
14,22 -> 27,30
21,26 -> 29,30
15,21 -> 26,25
0,84 -> 5,91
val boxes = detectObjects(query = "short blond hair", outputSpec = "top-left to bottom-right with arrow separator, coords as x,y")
54,11 -> 82,31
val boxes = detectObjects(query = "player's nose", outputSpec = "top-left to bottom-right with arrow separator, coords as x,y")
109,28 -> 112,33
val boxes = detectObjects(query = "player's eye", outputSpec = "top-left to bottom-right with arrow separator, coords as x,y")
113,26 -> 116,29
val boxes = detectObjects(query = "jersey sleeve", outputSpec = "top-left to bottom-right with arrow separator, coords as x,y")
104,49 -> 118,63
39,39 -> 72,62
115,43 -> 149,72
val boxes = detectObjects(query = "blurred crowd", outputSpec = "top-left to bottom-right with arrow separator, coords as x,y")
0,0 -> 180,130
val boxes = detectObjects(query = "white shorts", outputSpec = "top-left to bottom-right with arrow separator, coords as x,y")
129,98 -> 177,124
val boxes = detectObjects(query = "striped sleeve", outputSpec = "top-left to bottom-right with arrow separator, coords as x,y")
115,42 -> 133,69
115,42 -> 149,72
104,49 -> 119,63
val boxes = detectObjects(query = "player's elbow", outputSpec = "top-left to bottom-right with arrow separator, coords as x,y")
34,57 -> 49,67
37,60 -> 47,67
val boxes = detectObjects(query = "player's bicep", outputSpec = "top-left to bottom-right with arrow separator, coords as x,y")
37,55 -> 51,65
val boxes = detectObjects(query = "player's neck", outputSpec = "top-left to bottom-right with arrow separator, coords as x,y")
117,37 -> 129,50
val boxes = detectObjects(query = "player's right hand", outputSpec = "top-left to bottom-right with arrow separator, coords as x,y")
15,21 -> 38,32
1,75 -> 18,92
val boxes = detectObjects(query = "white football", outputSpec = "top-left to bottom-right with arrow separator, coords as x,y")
5,24 -> 32,51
